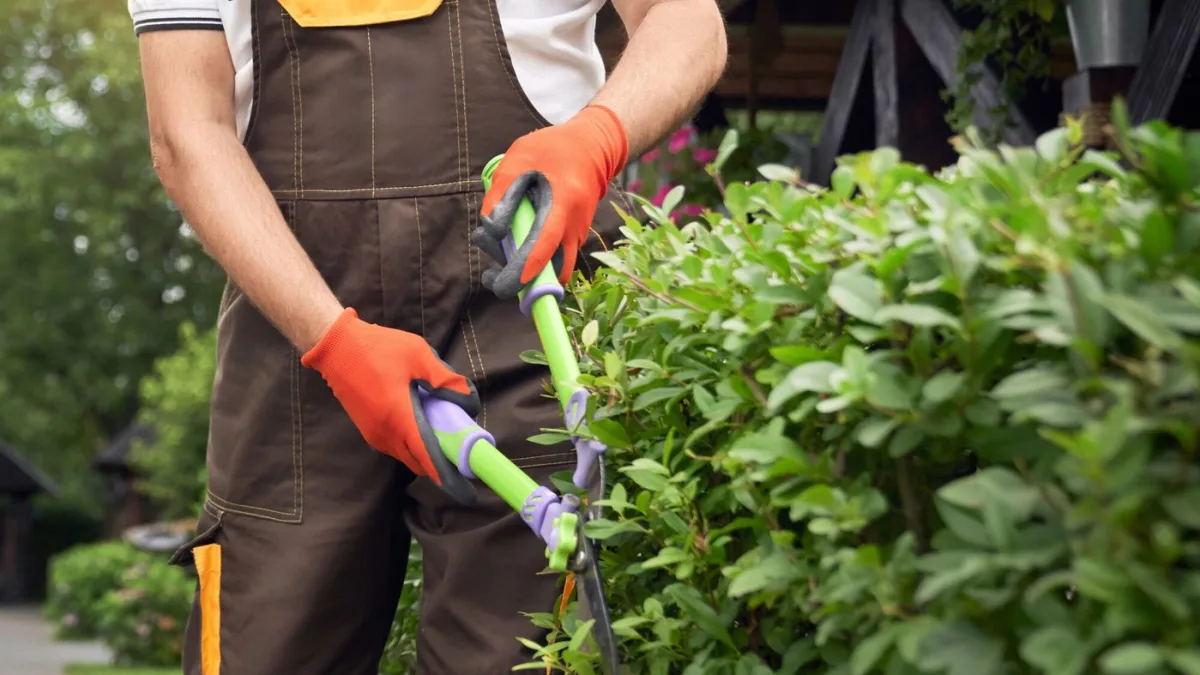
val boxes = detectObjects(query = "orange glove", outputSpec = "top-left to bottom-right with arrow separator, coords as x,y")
475,104 -> 629,298
301,307 -> 479,505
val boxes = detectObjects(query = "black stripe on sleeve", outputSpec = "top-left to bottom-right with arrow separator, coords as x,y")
133,17 -> 223,35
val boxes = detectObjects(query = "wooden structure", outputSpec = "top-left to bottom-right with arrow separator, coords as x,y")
93,424 -> 157,538
595,0 -> 1200,184
0,440 -> 55,602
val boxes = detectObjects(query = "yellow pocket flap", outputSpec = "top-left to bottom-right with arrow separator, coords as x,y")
278,0 -> 444,28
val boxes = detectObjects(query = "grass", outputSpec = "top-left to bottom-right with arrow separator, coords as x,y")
63,665 -> 176,675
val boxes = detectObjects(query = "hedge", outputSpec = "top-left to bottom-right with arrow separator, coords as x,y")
46,540 -> 193,667
522,106 -> 1200,675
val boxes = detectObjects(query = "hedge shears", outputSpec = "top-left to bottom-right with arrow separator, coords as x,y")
417,155 -> 619,673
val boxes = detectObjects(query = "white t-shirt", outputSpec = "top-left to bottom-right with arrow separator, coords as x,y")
127,0 -> 609,139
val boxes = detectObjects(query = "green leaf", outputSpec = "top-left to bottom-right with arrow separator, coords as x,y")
855,415 -> 898,449
767,361 -> 840,410
1103,292 -> 1185,351
938,467 -> 1042,518
581,320 -> 600,348
1019,625 -> 1090,675
888,425 -> 925,457
1099,643 -> 1163,674
991,367 -> 1069,399
712,128 -> 739,172
875,303 -> 963,331
666,584 -> 736,649
851,625 -> 898,675
829,267 -> 883,322
923,371 -> 967,404
661,185 -> 686,216
1163,487 -> 1200,528
915,620 -> 1004,675
725,182 -> 750,220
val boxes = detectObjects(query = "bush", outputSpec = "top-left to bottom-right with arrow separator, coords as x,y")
132,321 -> 217,519
45,540 -> 153,640
94,556 -> 193,667
46,539 -> 192,667
528,107 -> 1200,674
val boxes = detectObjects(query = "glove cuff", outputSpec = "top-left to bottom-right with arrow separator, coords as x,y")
300,306 -> 361,372
576,104 -> 629,182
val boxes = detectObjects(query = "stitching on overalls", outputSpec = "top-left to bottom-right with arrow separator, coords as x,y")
464,310 -> 487,427
484,0 -> 546,127
270,180 -> 478,196
414,199 -> 427,336
454,0 -> 470,184
281,8 -> 300,195
367,27 -> 376,197
206,491 -> 302,522
459,317 -> 485,426
447,3 -> 464,185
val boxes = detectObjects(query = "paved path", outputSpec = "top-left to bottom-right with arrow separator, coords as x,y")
0,605 -> 110,675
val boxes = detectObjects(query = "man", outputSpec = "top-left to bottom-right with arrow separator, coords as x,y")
129,0 -> 726,672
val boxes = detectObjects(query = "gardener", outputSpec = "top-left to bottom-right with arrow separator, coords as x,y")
127,0 -> 725,672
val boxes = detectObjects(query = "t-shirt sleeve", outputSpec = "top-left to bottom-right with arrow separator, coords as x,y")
128,0 -> 223,35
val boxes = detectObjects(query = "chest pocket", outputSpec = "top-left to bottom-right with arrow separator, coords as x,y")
277,0 -> 443,27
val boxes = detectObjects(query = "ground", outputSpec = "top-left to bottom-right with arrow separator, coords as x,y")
0,605 -> 111,675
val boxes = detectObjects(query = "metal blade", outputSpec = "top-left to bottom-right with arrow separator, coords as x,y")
572,533 -> 619,674
570,453 -> 619,674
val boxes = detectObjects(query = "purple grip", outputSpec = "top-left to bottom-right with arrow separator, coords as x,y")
420,393 -> 494,479
565,388 -> 607,488
522,486 -> 578,553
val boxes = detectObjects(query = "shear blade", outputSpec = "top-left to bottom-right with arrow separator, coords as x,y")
570,459 -> 619,674
572,523 -> 619,674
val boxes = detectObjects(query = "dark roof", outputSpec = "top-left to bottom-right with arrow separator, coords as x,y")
94,424 -> 156,473
0,439 -> 57,497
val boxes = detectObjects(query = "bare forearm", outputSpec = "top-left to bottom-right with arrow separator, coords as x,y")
153,125 -> 342,352
593,0 -> 727,154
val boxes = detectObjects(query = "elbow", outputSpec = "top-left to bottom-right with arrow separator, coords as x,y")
148,126 -> 186,188
706,6 -> 729,87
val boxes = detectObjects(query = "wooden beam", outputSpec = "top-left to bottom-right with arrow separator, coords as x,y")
813,0 -> 877,184
1127,0 -> 1200,125
898,0 -> 1036,145
872,0 -> 899,147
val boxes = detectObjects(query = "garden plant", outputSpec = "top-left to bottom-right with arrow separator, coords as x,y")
516,104 -> 1200,674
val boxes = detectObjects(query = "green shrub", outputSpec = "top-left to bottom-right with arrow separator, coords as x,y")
379,545 -> 424,674
45,540 -> 154,640
527,107 -> 1200,674
133,321 -> 217,519
94,556 -> 193,668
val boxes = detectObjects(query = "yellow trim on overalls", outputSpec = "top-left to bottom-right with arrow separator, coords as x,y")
278,0 -> 444,28
193,544 -> 223,675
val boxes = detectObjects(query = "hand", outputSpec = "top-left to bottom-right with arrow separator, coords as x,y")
474,105 -> 628,298
301,308 -> 480,505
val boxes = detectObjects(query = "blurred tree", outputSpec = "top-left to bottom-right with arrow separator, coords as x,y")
0,0 -> 224,507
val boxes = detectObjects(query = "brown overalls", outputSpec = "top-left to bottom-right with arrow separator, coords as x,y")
166,1 -> 630,672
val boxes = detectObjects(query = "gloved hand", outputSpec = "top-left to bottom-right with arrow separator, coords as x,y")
301,307 -> 480,505
474,104 -> 629,298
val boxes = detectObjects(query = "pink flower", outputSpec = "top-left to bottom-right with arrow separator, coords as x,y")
693,147 -> 717,163
640,148 -> 661,163
627,178 -> 643,193
668,126 -> 694,153
651,184 -> 675,207
680,204 -> 705,216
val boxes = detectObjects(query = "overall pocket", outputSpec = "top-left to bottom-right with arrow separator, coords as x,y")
204,288 -> 306,524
